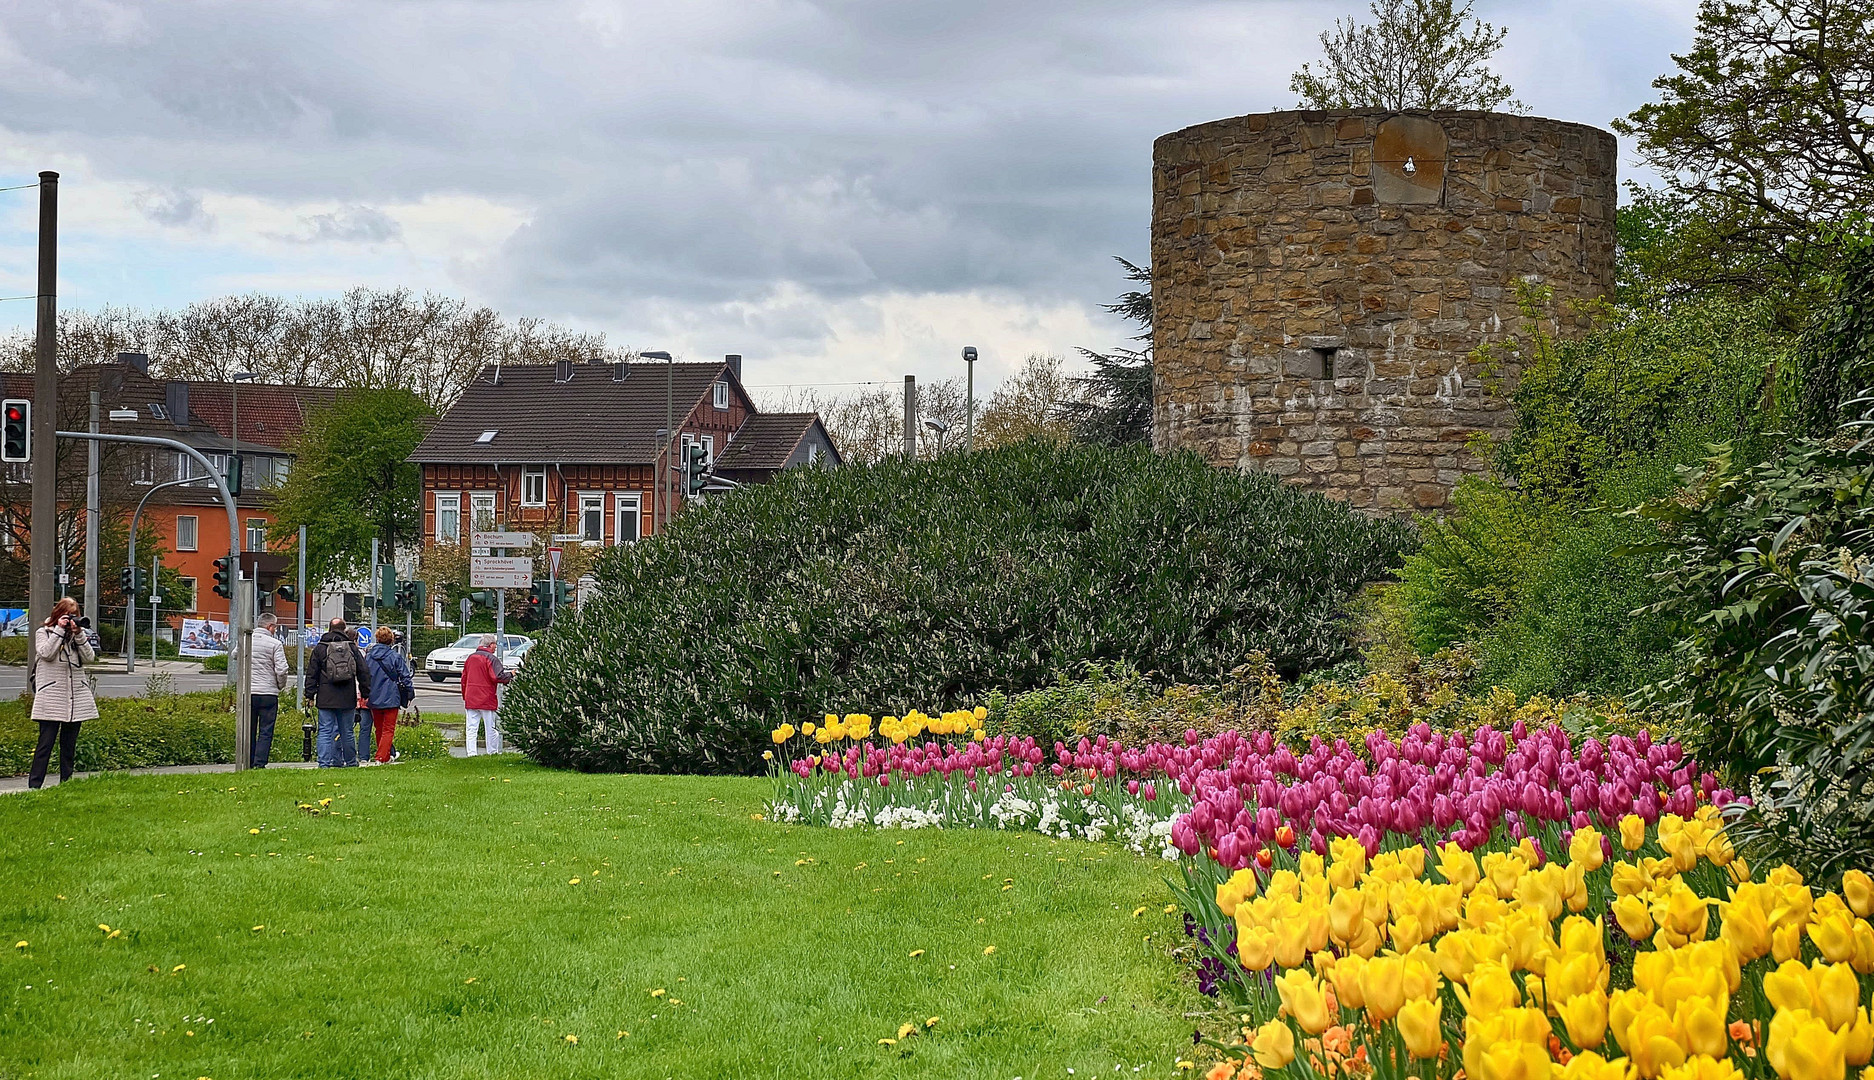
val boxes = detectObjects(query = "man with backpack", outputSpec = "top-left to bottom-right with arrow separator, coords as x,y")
304,617 -> 369,767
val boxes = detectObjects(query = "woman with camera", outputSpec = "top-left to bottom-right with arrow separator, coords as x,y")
28,596 -> 98,789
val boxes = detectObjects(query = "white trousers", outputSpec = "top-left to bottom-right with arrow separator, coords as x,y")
464,709 -> 501,755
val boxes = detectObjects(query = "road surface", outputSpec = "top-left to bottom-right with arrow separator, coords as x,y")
2,662 -> 467,717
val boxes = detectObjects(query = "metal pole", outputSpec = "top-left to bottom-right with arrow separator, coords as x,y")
296,524 -> 307,708
494,590 -> 505,669
964,347 -> 976,453
369,536 -> 379,636
84,391 -> 99,628
233,566 -> 251,770
903,375 -> 916,459
29,172 -> 57,629
151,553 -> 159,668
664,354 -> 673,534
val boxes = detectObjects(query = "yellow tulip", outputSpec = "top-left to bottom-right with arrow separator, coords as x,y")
1271,918 -> 1311,969
1561,1052 -> 1638,1080
1329,953 -> 1368,1010
1660,1057 -> 1748,1080
1571,827 -> 1608,871
1852,920 -> 1874,976
1462,962 -> 1521,1019
1844,872 -> 1874,919
1516,864 -> 1567,922
1561,916 -> 1608,964
1720,883 -> 1774,962
1561,988 -> 1610,1049
1675,995 -> 1729,1059
1483,851 -> 1527,898
1547,949 -> 1606,1004
1298,851 -> 1325,879
1813,910 -> 1860,965
1627,1003 -> 1690,1079
1620,814 -> 1648,852
1391,913 -> 1427,953
1468,1027 -> 1553,1080
1816,962 -> 1860,1032
1769,865 -> 1807,888
1249,1019 -> 1295,1069
1775,922 -> 1807,964
1236,924 -> 1276,971
1275,969 -> 1332,1034
1612,861 -> 1652,898
1768,1008 -> 1850,1080
1438,843 -> 1481,892
1360,954 -> 1406,1022
1614,894 -> 1656,941
1765,959 -> 1821,1014
1348,918 -> 1383,958
1398,996 -> 1443,1059
1652,879 -> 1710,944
1327,888 -> 1366,946
1845,1009 -> 1873,1068
1435,929 -> 1477,984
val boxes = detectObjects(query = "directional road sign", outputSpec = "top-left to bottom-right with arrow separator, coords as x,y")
470,556 -> 533,589
470,531 -> 536,549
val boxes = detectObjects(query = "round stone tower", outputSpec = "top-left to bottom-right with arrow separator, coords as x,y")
1150,110 -> 1617,511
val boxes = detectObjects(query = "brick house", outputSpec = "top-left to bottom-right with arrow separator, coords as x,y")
0,353 -> 336,623
407,356 -> 837,547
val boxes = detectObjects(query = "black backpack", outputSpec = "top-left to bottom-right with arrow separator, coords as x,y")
323,639 -> 358,683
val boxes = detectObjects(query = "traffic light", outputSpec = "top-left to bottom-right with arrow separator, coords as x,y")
517,584 -> 543,629
1,399 -> 27,463
685,442 -> 709,496
555,580 -> 574,608
225,454 -> 242,497
394,580 -> 426,611
276,583 -> 298,604
468,590 -> 497,609
120,567 -> 148,595
212,556 -> 233,598
376,564 -> 397,609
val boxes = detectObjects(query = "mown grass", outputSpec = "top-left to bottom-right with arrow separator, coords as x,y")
0,756 -> 1204,1079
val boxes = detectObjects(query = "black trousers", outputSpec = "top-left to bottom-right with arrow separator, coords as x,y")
28,721 -> 81,789
250,695 -> 279,768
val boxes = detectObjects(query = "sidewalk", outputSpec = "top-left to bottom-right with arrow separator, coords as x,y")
0,760 -> 317,795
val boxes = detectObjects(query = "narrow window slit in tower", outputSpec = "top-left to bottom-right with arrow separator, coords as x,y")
1311,347 -> 1338,380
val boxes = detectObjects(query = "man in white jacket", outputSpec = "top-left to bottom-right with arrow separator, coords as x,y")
248,612 -> 291,767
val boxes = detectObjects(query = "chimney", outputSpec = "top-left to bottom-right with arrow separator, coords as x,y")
724,353 -> 742,380
117,351 -> 150,374
164,381 -> 189,428
554,360 -> 574,384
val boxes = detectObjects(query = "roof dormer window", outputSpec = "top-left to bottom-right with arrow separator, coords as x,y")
476,430 -> 498,444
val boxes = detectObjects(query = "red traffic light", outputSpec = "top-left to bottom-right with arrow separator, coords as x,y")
4,406 -> 21,423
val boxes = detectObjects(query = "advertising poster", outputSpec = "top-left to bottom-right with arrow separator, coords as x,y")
179,618 -> 231,657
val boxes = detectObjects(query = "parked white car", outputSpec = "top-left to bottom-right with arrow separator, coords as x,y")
424,634 -> 533,682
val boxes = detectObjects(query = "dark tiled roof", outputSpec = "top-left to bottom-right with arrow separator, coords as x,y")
408,361 -> 736,464
187,384 -> 340,450
715,413 -> 821,471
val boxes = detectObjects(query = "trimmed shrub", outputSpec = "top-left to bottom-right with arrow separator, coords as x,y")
505,442 -> 1414,774
0,691 -> 239,774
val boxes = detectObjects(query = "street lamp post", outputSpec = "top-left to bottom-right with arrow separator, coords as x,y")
228,372 -> 257,691
962,346 -> 977,452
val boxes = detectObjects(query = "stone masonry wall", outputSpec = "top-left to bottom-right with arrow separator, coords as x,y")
1150,110 -> 1617,511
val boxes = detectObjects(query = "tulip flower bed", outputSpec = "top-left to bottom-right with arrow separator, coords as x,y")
1177,809 -> 1874,1080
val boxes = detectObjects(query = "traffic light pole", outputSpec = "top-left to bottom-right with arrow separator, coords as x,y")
56,429 -> 249,769
28,172 -> 58,630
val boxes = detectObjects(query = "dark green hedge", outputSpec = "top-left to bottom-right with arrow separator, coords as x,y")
504,442 -> 1415,775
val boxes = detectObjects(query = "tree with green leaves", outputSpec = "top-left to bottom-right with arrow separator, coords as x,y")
1290,0 -> 1521,112
268,388 -> 428,588
1616,0 -> 1874,318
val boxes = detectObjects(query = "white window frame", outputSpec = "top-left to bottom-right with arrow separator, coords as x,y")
469,491 -> 497,553
176,515 -> 199,552
578,492 -> 606,543
179,576 -> 199,613
701,435 -> 714,465
246,517 -> 267,551
132,450 -> 156,486
521,465 -> 547,507
712,381 -> 729,410
434,493 -> 460,544
615,494 -> 641,545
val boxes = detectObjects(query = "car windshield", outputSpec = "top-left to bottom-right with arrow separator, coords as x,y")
449,636 -> 481,648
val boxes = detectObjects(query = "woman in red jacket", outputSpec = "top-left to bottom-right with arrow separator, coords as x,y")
459,635 -> 511,755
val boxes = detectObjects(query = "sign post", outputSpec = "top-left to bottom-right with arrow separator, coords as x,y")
469,532 -> 534,672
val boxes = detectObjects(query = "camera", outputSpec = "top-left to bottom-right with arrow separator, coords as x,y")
77,616 -> 90,629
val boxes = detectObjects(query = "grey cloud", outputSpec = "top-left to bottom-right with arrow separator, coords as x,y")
289,205 -> 402,245
133,187 -> 212,230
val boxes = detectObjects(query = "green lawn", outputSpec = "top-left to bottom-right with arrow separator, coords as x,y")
0,756 -> 1204,1079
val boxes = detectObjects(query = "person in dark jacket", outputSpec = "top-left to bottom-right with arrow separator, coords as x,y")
362,627 -> 414,764
303,617 -> 368,767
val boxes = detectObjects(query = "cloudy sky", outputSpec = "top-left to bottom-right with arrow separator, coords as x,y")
0,0 -> 1696,395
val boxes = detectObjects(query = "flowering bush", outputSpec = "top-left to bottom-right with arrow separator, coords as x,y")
1179,811 -> 1874,1080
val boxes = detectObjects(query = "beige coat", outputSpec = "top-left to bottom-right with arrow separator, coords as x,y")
30,624 -> 98,724
249,630 -> 289,695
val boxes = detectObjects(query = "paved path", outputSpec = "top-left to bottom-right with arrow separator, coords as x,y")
0,759 -> 317,795
2,661 -> 467,716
